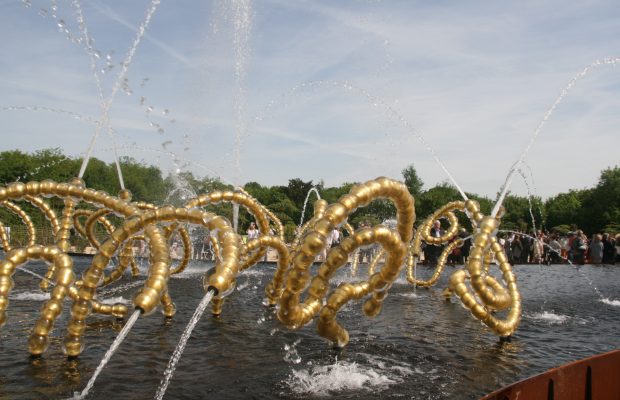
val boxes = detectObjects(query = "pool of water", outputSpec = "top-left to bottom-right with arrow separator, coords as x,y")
1,257 -> 618,399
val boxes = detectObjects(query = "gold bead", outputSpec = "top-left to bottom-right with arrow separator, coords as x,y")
28,334 -> 49,355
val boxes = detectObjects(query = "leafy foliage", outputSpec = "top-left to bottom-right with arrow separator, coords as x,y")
1,150 -> 618,237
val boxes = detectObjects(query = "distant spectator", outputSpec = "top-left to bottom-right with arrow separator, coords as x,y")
246,222 -> 259,240
511,236 -> 523,264
426,220 -> 444,266
602,233 -> 615,264
357,222 -> 374,263
589,234 -> 604,264
548,234 -> 563,264
571,230 -> 587,265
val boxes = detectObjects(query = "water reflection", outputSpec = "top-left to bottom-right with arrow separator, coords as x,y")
0,261 -> 618,399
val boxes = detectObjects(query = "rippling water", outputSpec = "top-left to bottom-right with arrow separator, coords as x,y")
1,257 -> 618,399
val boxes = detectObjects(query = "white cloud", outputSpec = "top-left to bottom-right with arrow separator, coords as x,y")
0,0 -> 618,199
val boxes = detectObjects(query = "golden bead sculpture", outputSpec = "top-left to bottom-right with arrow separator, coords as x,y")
290,199 -> 328,251
236,186 -> 285,241
0,175 -> 523,359
407,201 -> 465,286
186,190 -> 269,269
73,208 -> 137,286
448,216 -> 521,336
315,225 -> 408,346
0,200 -> 37,250
0,245 -> 75,355
24,194 -> 61,237
276,177 -> 415,342
0,180 -> 154,356
240,235 -> 291,306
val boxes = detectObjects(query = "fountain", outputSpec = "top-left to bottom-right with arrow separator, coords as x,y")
1,1 -> 619,400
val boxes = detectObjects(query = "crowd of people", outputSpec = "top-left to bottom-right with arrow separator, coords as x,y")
186,219 -> 619,267
497,230 -> 619,265
421,224 -> 619,266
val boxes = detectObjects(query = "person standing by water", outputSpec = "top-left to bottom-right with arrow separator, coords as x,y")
459,228 -> 472,264
320,227 -> 340,261
511,235 -> 523,264
602,233 -> 616,264
571,230 -> 587,265
357,222 -> 374,263
615,234 -> 620,263
427,220 -> 444,266
246,222 -> 259,240
589,234 -> 604,264
548,234 -> 563,264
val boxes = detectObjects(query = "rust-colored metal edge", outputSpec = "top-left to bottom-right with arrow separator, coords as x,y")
481,349 -> 620,400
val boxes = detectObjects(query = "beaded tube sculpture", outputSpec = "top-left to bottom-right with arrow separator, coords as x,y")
0,175 -> 521,357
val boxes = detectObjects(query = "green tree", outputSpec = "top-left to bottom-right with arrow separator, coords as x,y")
499,194 -> 534,233
417,182 -> 461,221
545,190 -> 586,232
282,178 -> 316,224
0,150 -> 33,183
401,164 -> 424,197
578,166 -> 620,234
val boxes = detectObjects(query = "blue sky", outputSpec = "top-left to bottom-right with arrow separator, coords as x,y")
1,0 -> 619,199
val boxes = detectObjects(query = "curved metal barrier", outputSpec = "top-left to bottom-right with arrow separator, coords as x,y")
481,349 -> 620,400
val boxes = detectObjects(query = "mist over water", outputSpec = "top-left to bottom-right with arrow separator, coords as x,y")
1,257 -> 618,399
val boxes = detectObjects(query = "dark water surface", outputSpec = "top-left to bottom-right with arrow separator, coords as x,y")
1,257 -> 618,399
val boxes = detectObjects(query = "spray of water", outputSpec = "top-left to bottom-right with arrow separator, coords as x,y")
154,289 -> 215,400
78,0 -> 163,185
97,143 -> 237,187
1,105 -> 97,124
17,266 -> 54,285
99,280 -> 146,298
515,168 -> 540,236
227,0 -> 253,186
71,309 -> 141,400
254,80 -> 468,201
72,0 -> 126,190
492,57 -> 620,218
299,187 -> 321,227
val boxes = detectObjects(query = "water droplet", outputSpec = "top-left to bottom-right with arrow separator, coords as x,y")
39,8 -> 48,17
169,119 -> 176,124
21,0 -> 31,8
140,96 -> 146,105
157,127 -> 165,134
162,109 -> 169,116
93,50 -> 101,59
146,106 -> 154,113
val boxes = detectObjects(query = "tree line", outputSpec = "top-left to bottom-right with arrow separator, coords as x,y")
1,149 -> 618,241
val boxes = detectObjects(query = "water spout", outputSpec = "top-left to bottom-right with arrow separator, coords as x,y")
154,289 -> 216,400
17,266 -> 54,285
70,309 -> 141,400
78,0 -> 162,185
492,57 -> 620,218
299,187 -> 321,227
